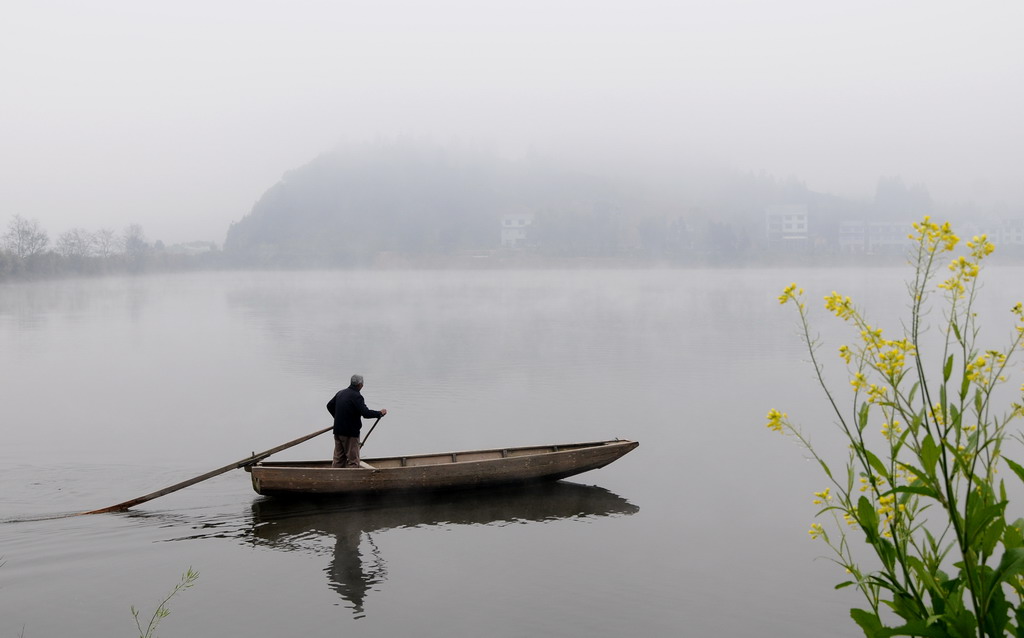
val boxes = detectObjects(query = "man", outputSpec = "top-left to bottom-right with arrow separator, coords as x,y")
327,374 -> 387,468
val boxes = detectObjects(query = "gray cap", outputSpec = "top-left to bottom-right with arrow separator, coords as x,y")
350,374 -> 364,386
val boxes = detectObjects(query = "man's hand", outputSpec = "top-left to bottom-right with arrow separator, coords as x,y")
381,408 -> 388,416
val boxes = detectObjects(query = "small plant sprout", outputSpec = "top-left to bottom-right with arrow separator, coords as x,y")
131,567 -> 199,638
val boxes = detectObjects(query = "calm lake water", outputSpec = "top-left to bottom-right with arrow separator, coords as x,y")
2,267 -> 1022,636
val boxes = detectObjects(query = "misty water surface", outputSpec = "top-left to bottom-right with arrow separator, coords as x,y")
3,267 -> 1023,636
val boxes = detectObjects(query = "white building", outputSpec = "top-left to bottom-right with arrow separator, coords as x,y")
838,220 -> 867,253
867,221 -> 915,253
501,213 -> 534,248
837,220 -> 915,253
765,205 -> 809,247
988,219 -> 1024,246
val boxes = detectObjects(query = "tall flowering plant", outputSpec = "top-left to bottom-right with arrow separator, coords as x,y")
770,217 -> 1024,637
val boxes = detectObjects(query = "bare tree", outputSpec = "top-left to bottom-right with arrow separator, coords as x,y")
93,228 -> 118,258
56,228 -> 94,259
121,224 -> 148,258
2,215 -> 49,258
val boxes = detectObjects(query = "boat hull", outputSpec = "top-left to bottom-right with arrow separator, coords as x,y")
247,440 -> 638,496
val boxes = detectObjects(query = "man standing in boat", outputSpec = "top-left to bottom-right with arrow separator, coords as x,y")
327,374 -> 387,468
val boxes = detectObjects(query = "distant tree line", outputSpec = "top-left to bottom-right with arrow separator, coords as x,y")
8,142 -> 1022,278
0,215 -> 222,280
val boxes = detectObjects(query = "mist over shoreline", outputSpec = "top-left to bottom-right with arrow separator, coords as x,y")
3,2 -> 1022,246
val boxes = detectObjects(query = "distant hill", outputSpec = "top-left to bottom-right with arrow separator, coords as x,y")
224,141 -> 624,266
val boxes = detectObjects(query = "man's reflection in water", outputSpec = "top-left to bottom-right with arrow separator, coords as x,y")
327,528 -> 386,618
248,482 -> 638,618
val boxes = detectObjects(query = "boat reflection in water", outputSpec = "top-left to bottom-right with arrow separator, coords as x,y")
248,481 -> 639,617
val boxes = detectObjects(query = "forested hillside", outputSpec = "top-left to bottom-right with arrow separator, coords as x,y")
225,142 -> 629,265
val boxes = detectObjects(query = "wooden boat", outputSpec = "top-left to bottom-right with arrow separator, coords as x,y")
245,439 -> 638,496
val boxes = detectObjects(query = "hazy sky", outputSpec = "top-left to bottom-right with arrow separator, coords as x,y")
2,1 -> 1022,244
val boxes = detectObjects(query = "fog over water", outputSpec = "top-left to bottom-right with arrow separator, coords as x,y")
2,267 -> 1023,635
3,2 -> 1024,635
3,1 -> 1023,244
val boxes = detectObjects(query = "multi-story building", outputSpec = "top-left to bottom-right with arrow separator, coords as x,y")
501,213 -> 534,248
765,205 -> 809,248
988,219 -> 1024,246
838,220 -> 867,253
867,221 -> 915,253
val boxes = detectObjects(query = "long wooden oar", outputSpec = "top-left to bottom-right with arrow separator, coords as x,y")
78,425 -> 334,515
360,415 -> 383,448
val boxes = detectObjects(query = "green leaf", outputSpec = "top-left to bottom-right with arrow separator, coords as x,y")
835,580 -> 855,590
817,458 -> 834,481
1005,458 -> 1024,486
858,495 -> 880,541
921,435 -> 940,474
966,502 -> 1006,545
986,548 -> 1024,600
983,515 -> 1006,556
859,401 -> 871,433
851,608 -> 885,637
896,461 -> 929,484
984,574 -> 1012,637
946,608 -> 978,638
864,449 -> 890,480
1004,518 -> 1024,549
948,403 -> 961,429
943,354 -> 954,382
892,485 -> 941,500
889,593 -> 920,623
877,537 -> 897,572
849,609 -> 952,638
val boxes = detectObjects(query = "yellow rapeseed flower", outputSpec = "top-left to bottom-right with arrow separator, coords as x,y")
968,350 -> 1009,388
766,408 -> 787,433
929,403 -> 947,427
824,292 -> 855,320
911,216 -> 958,253
881,420 -> 902,440
778,282 -> 798,305
859,476 -> 881,493
877,494 -> 897,526
968,235 -> 995,260
867,384 -> 888,404
860,325 -> 884,349
838,344 -> 852,364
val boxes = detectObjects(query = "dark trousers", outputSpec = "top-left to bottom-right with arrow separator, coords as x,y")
332,435 -> 360,468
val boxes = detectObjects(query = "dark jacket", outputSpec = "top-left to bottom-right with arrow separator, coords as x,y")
327,384 -> 383,437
